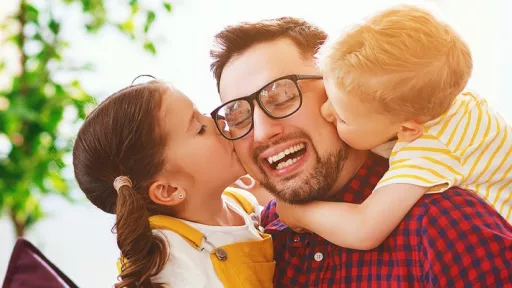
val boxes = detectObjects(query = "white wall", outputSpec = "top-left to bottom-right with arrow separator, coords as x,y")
1,0 -> 510,287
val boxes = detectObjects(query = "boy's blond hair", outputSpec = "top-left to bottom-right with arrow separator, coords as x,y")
317,5 -> 472,120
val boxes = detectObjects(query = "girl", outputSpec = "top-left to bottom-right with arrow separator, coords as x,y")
72,79 -> 274,287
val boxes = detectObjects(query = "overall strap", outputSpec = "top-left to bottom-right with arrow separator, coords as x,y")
149,215 -> 204,248
223,188 -> 254,214
117,215 -> 206,274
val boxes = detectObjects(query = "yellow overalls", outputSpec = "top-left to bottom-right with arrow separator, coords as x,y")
117,189 -> 275,287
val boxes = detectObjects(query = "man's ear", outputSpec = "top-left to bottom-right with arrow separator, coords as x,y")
148,181 -> 187,206
397,120 -> 424,142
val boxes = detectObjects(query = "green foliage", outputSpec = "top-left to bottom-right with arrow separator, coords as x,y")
0,0 -> 171,236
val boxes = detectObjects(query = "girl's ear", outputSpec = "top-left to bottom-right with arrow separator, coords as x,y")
149,181 -> 187,206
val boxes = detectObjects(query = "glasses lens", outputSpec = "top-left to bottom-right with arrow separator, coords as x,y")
259,79 -> 301,118
215,99 -> 252,139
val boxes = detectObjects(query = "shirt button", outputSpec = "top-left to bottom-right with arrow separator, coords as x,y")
314,252 -> 323,262
293,235 -> 301,242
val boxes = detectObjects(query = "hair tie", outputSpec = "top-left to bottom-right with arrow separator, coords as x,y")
131,74 -> 156,85
113,176 -> 133,193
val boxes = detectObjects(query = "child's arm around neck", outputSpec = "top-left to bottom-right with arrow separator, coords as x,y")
277,183 -> 427,250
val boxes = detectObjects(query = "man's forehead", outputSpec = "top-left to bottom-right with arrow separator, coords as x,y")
219,38 -> 312,103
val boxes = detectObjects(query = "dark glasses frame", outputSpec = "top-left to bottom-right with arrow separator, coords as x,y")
210,74 -> 323,140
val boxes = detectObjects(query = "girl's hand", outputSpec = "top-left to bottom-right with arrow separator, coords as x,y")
231,175 -> 274,206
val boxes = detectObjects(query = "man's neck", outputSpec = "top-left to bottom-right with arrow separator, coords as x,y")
328,148 -> 369,198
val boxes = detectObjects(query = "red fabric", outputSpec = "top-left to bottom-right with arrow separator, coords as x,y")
3,238 -> 78,288
261,153 -> 512,287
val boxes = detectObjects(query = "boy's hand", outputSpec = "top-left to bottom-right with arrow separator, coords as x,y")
276,200 -> 310,233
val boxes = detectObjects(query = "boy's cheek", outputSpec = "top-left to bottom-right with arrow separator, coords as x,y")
335,126 -> 360,149
335,125 -> 345,141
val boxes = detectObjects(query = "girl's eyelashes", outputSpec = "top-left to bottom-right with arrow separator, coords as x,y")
197,125 -> 207,135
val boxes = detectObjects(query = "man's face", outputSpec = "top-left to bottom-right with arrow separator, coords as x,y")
219,38 -> 348,203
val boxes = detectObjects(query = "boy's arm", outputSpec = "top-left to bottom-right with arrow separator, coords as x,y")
278,183 -> 427,250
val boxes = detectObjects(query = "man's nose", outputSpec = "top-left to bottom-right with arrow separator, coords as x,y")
321,100 -> 335,123
252,105 -> 284,143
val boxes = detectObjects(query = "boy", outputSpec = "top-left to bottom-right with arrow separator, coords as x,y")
278,5 -> 512,250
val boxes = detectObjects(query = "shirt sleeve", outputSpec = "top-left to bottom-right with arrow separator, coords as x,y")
375,135 -> 464,193
371,140 -> 397,158
261,199 -> 277,228
420,190 -> 512,287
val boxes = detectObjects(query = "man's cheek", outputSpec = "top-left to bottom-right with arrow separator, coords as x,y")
233,141 -> 246,154
233,144 -> 254,166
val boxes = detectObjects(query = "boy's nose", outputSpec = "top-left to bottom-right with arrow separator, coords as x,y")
320,100 -> 335,123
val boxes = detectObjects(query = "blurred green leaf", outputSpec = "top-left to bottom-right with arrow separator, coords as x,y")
118,19 -> 135,35
143,40 -> 156,55
144,11 -> 156,33
163,2 -> 172,13
49,171 -> 68,193
25,4 -> 39,23
131,2 -> 139,14
48,18 -> 60,34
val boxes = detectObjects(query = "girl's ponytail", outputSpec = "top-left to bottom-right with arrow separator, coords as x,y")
114,183 -> 168,288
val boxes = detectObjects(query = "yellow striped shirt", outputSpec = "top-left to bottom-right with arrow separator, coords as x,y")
374,91 -> 512,223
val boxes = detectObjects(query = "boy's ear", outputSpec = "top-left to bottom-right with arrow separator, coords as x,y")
397,121 -> 424,142
148,181 -> 187,206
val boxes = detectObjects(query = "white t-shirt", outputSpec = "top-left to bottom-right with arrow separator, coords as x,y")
151,190 -> 262,288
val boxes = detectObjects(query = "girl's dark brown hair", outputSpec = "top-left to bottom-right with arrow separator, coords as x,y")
73,81 -> 170,287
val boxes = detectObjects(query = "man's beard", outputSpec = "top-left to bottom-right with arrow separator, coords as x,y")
253,132 -> 347,204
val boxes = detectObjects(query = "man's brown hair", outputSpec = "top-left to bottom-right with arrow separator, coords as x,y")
210,17 -> 328,91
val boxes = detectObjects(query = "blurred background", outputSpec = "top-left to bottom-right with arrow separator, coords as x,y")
0,0 -> 510,286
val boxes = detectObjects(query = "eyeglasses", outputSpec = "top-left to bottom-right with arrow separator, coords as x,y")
210,74 -> 323,140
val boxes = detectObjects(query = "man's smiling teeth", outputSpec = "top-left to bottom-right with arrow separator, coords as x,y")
275,156 -> 302,170
267,143 -> 305,164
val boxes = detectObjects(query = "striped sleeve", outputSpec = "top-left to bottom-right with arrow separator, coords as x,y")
375,135 -> 464,193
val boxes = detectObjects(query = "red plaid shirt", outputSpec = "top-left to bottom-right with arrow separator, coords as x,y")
261,153 -> 512,287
